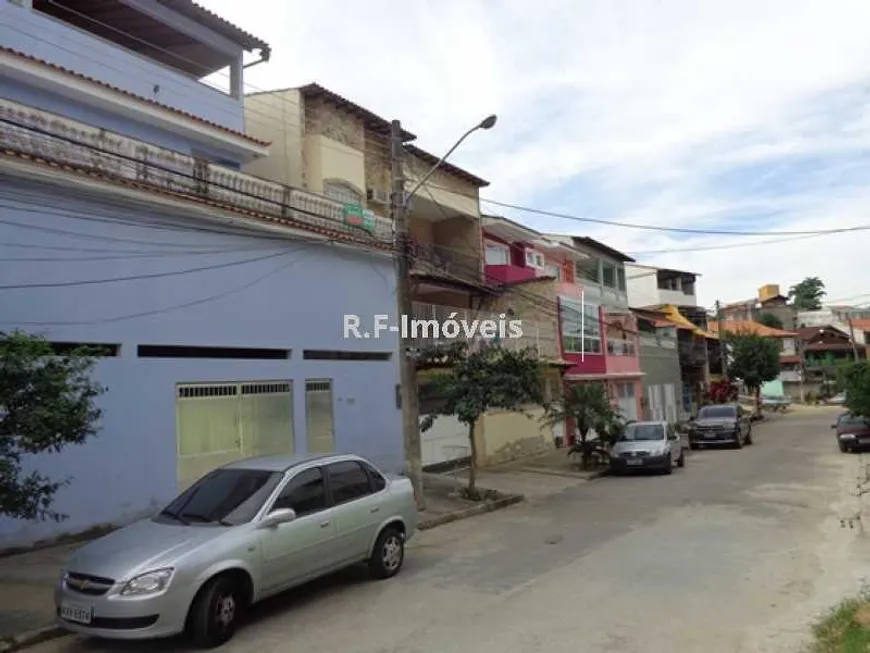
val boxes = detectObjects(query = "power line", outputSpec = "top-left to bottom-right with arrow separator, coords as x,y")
0,249 -> 293,290
0,249 -> 310,326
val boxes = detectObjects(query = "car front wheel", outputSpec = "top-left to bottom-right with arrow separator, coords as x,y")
188,575 -> 242,649
839,441 -> 849,453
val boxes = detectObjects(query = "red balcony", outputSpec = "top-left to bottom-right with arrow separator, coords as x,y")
484,264 -> 538,285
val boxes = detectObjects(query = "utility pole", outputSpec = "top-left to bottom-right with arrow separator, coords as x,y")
390,119 -> 424,509
715,300 -> 726,377
847,315 -> 860,361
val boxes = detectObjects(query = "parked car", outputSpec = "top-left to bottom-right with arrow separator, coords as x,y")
826,392 -> 847,406
761,394 -> 790,412
687,403 -> 753,449
609,421 -> 685,474
55,453 -> 417,648
832,412 -> 870,452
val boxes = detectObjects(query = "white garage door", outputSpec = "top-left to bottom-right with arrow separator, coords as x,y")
176,381 -> 294,490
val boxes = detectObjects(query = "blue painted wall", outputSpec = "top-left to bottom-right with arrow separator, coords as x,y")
1,78 -> 245,166
1,1 -> 244,131
0,176 -> 403,547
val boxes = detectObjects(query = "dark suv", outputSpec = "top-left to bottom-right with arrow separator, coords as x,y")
688,404 -> 753,449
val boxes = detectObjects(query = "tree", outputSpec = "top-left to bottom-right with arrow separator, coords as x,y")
727,333 -> 781,413
839,362 -> 870,418
0,331 -> 105,521
757,312 -> 784,330
541,382 -> 621,469
418,342 -> 544,499
788,276 -> 826,311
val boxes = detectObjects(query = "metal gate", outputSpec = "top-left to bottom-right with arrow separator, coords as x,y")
305,379 -> 335,454
176,381 -> 293,490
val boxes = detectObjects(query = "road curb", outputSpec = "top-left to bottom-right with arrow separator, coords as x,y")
418,493 -> 524,531
508,467 -> 609,481
0,625 -> 66,653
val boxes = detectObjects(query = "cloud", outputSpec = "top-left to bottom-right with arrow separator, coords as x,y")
203,0 -> 870,308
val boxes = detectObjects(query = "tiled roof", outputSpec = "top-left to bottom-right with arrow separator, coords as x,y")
155,0 -> 270,53
709,320 -> 796,337
850,318 -> 870,331
2,47 -> 270,147
779,355 -> 801,364
797,325 -> 849,340
406,144 -> 489,188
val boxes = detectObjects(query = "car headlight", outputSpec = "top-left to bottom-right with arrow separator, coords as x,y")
841,433 -> 856,439
120,569 -> 174,596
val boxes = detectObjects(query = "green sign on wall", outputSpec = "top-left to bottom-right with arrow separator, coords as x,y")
343,203 -> 376,234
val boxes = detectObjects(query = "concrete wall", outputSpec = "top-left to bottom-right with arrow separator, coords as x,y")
0,178 -> 402,547
639,332 -> 684,421
244,89 -> 306,187
2,2 -> 244,130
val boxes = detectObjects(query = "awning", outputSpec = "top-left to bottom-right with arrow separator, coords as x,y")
661,305 -> 718,339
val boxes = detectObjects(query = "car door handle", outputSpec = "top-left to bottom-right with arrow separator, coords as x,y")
320,520 -> 331,528
370,506 -> 380,513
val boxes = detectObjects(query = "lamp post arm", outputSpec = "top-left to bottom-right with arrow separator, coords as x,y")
403,125 -> 478,206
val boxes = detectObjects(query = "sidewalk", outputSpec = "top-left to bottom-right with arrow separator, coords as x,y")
0,544 -> 76,640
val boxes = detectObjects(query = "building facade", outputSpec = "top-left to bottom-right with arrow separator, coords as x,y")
720,284 -> 796,330
632,310 -> 684,423
546,234 -> 644,424
0,1 -> 402,548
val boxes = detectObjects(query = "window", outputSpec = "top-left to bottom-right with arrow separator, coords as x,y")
327,461 -> 374,504
159,469 -> 282,526
559,297 -> 601,354
545,264 -> 562,280
602,262 -> 617,288
273,468 -> 327,517
361,462 -> 387,492
323,180 -> 363,205
617,267 -> 626,291
484,242 -> 509,265
575,257 -> 600,284
697,405 -> 737,419
525,249 -> 545,269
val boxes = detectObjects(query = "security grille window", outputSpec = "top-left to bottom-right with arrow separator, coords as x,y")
306,380 -> 335,454
324,180 -> 363,205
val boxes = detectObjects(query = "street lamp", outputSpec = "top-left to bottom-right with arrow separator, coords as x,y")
389,113 -> 497,509
403,114 -> 497,205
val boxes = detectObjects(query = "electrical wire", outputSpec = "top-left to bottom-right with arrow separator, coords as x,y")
0,249 -> 310,326
13,15 -> 870,242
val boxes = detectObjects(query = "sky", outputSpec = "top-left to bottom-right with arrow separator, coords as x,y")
203,0 -> 870,309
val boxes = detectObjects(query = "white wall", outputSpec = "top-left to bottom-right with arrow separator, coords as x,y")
626,264 -> 660,307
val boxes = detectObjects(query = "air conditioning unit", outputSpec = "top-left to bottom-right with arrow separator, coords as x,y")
367,188 -> 390,205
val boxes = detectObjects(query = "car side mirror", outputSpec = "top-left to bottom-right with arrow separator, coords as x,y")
258,507 -> 296,529
831,424 -> 837,429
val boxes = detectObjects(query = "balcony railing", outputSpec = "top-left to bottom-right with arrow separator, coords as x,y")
409,241 -> 482,286
410,302 -> 560,360
0,99 -> 393,244
606,338 -> 637,356
639,334 -> 678,350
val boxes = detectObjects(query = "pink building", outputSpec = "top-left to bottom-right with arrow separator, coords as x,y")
482,217 -> 643,443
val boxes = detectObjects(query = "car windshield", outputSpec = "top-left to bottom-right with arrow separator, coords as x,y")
697,406 -> 737,419
619,423 -> 665,441
157,468 -> 281,527
839,413 -> 870,428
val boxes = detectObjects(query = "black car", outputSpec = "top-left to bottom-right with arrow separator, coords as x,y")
832,412 -> 870,452
688,403 -> 753,449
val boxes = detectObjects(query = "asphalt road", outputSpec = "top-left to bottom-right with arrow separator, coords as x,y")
29,408 -> 870,653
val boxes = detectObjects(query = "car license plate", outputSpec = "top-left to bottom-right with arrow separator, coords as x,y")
60,602 -> 93,625
626,459 -> 643,466
705,433 -> 717,439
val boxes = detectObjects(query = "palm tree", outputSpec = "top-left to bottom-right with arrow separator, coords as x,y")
541,383 -> 623,469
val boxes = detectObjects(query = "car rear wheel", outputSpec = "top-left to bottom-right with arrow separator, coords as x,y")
188,575 -> 242,649
368,526 -> 405,580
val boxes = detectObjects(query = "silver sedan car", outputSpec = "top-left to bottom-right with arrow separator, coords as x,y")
54,453 -> 417,648
609,421 -> 685,474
